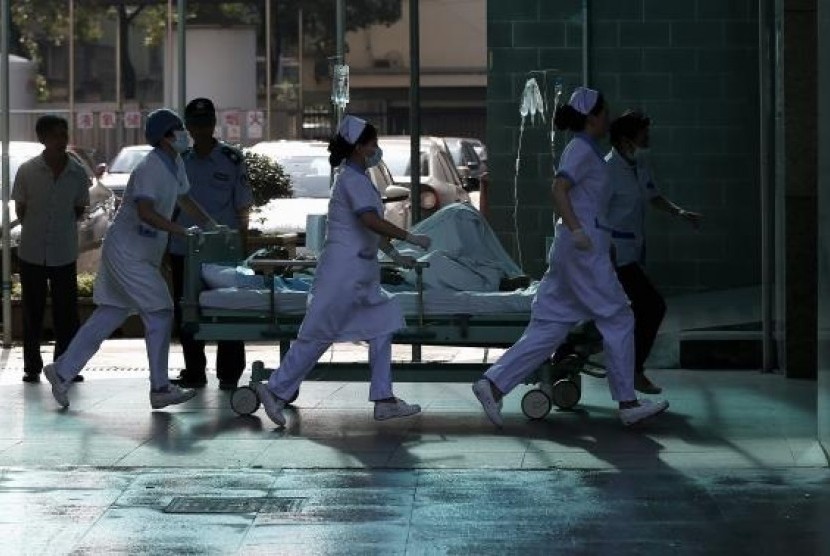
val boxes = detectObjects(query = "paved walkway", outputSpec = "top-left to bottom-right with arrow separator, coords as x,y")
0,340 -> 826,554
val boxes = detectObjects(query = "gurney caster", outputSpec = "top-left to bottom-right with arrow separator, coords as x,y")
230,386 -> 261,416
551,379 -> 580,410
522,389 -> 552,420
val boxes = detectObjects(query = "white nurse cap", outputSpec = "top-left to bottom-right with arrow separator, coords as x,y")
568,87 -> 600,115
337,115 -> 367,145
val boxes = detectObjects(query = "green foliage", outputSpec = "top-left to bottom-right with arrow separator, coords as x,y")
11,0 -> 403,101
76,273 -> 96,298
11,0 -> 106,101
243,150 -> 292,207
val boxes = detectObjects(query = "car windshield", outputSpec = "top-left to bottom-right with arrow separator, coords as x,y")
383,147 -> 428,178
109,149 -> 150,173
279,155 -> 332,198
445,141 -> 463,166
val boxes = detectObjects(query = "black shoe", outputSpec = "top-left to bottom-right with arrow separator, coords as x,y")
170,372 -> 207,388
72,374 -> 85,383
218,381 -> 238,391
22,372 -> 41,383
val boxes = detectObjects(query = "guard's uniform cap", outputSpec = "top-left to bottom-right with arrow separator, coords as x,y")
184,98 -> 217,126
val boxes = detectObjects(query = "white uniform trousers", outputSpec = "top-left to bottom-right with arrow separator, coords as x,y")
55,305 -> 173,391
267,334 -> 394,402
484,307 -> 637,402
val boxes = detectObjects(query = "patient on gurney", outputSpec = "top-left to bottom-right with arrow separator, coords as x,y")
199,203 -> 539,315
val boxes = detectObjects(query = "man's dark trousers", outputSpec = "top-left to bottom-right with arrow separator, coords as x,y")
19,259 -> 79,374
169,254 -> 245,383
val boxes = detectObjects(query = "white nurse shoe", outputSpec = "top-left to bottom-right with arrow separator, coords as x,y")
619,399 -> 669,426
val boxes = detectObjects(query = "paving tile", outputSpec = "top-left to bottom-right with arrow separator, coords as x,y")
253,441 -> 393,469
386,450 -> 526,469
73,507 -> 253,554
115,439 -> 271,468
0,437 -> 144,467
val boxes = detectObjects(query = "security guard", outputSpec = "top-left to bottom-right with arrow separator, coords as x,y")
169,97 -> 254,390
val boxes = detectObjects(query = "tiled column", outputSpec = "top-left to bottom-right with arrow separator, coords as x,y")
817,0 -> 830,455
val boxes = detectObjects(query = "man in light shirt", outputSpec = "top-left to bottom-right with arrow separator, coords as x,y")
12,115 -> 89,383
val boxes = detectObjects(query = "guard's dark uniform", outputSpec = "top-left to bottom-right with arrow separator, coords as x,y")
169,98 -> 254,388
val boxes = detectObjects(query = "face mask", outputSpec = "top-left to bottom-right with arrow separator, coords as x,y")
366,146 -> 383,168
171,130 -> 190,154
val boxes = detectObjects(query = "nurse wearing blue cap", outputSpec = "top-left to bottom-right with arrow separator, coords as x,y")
472,88 -> 670,427
43,108 -> 220,410
255,115 -> 431,427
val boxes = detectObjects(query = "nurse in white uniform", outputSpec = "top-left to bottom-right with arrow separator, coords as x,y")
255,115 -> 432,427
605,111 -> 702,394
472,88 -> 669,427
43,109 -> 220,410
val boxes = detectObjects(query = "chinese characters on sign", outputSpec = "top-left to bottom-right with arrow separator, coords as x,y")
76,112 -> 94,130
99,112 -> 116,129
247,111 -> 264,140
222,111 -> 241,142
124,111 -> 142,129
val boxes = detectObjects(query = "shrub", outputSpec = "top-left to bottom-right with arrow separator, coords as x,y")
243,149 -> 293,207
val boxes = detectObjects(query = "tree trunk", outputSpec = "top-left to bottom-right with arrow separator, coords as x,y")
119,5 -> 138,100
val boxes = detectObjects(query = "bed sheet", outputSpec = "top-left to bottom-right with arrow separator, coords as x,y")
199,285 -> 537,316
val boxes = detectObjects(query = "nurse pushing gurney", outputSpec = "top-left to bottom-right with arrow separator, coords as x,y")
472,88 -> 670,427
254,116 -> 431,427
44,109 -> 221,410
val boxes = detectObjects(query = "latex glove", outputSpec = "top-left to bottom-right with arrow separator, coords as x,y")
572,228 -> 593,251
186,225 -> 205,247
405,233 -> 431,250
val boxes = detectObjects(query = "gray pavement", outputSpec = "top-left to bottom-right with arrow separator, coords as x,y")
0,340 -> 827,554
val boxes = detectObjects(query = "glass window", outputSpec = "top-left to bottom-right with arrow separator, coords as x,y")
437,150 -> 463,186
279,155 -> 332,198
109,149 -> 151,173
383,148 -> 429,178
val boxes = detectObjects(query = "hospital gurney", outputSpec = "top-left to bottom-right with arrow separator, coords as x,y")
180,230 -> 606,420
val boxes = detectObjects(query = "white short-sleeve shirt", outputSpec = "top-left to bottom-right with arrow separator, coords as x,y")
604,147 -> 661,266
106,148 -> 190,264
555,133 -> 612,227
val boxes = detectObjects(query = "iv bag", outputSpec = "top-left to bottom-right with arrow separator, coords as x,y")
520,78 -> 545,124
332,64 -> 350,110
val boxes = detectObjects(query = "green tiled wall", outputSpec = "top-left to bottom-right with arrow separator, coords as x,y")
487,0 -> 761,295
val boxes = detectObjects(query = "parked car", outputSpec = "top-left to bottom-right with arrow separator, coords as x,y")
444,137 -> 489,213
3,140 -> 116,258
467,138 -> 488,164
98,145 -> 153,201
444,137 -> 488,191
378,136 -> 471,225
248,140 -> 410,241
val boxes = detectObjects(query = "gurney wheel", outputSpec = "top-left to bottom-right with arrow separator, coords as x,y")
551,379 -> 580,410
230,386 -> 260,416
521,389 -> 552,420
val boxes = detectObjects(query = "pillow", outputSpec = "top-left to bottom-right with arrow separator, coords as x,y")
201,263 -> 265,290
